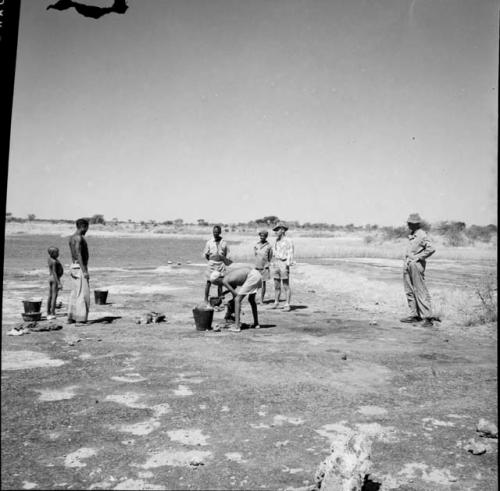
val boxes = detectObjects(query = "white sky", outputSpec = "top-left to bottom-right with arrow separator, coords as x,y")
7,0 -> 498,226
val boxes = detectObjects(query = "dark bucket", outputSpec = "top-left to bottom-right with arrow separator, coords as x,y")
23,299 -> 42,314
94,290 -> 108,305
192,307 -> 214,331
209,296 -> 222,307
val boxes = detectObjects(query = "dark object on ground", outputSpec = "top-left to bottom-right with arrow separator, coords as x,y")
94,290 -> 108,305
341,353 -> 348,360
22,312 -> 42,322
88,316 -> 121,324
193,307 -> 214,331
209,296 -> 222,307
465,439 -> 488,455
476,419 -> 498,439
29,322 -> 63,332
135,313 -> 165,324
47,0 -> 128,19
22,300 -> 42,314
399,316 -> 422,323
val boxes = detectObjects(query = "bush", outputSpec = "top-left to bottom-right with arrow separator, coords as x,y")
381,226 -> 407,241
475,275 -> 498,324
465,224 -> 497,243
89,214 -> 106,225
435,221 -> 467,247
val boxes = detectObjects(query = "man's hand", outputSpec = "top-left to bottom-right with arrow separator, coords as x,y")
84,273 -> 90,280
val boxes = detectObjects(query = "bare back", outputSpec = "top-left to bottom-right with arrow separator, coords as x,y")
223,267 -> 252,289
69,233 -> 89,267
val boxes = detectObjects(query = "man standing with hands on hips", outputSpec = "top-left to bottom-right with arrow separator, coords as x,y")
400,213 -> 436,327
270,222 -> 294,312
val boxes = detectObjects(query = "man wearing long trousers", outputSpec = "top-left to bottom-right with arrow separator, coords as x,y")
400,213 -> 436,327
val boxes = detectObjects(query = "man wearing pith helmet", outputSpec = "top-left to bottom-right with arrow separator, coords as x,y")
400,213 -> 436,327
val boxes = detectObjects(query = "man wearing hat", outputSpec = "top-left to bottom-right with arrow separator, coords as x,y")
270,222 -> 294,311
203,225 -> 231,308
401,213 -> 436,327
254,230 -> 273,304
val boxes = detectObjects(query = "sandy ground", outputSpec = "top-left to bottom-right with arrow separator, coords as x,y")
1,262 -> 497,490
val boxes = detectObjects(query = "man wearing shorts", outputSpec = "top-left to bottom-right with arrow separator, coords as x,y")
254,230 -> 273,303
210,267 -> 262,332
203,225 -> 230,307
270,222 -> 294,311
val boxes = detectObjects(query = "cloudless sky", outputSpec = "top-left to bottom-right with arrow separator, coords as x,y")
7,0 -> 498,226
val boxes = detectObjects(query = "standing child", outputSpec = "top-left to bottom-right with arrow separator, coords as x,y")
254,230 -> 273,303
47,246 -> 63,320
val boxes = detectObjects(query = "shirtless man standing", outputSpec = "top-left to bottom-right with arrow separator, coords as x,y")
68,218 -> 90,323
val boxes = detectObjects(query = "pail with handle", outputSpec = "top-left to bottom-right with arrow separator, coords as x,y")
94,289 -> 108,305
192,306 -> 214,331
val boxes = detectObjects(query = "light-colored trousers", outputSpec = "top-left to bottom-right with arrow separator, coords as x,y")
403,261 -> 432,319
68,264 -> 90,322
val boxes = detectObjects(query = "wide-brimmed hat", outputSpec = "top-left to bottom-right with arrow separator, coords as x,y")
209,271 -> 224,283
407,213 -> 422,224
272,222 -> 288,232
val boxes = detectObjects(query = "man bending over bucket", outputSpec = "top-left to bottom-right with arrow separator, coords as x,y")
209,263 -> 263,332
68,218 -> 90,323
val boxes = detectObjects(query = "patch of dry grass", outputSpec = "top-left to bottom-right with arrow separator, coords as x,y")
228,236 -> 496,262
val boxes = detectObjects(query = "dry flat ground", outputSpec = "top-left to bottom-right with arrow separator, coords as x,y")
1,261 -> 497,491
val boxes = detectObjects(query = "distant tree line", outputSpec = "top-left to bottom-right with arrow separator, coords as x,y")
4,213 -> 497,245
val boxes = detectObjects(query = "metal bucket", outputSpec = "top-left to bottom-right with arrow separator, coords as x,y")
22,299 -> 42,314
94,290 -> 108,305
192,307 -> 214,331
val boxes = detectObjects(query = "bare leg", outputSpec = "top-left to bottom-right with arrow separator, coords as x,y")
50,283 -> 59,316
230,294 -> 244,331
261,281 -> 266,303
282,279 -> 291,308
204,281 -> 211,304
249,294 -> 259,327
272,279 -> 281,307
47,283 -> 53,316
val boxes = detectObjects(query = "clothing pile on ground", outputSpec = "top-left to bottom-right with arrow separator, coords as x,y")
7,321 -> 63,336
135,312 -> 167,324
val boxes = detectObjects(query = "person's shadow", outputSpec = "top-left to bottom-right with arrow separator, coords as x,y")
240,323 -> 276,330
88,316 -> 121,324
289,305 -> 307,311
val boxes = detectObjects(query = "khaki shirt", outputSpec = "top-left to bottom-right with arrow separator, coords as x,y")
404,229 -> 435,268
254,241 -> 273,266
272,237 -> 294,266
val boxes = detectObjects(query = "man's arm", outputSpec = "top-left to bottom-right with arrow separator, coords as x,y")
74,236 -> 89,278
286,239 -> 294,266
48,259 -> 58,283
267,244 -> 273,262
222,278 -> 238,297
414,235 -> 435,261
203,241 -> 210,260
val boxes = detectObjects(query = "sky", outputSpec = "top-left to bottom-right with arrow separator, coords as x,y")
6,0 -> 498,226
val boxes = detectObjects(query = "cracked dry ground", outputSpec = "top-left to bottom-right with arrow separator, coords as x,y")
1,263 -> 497,490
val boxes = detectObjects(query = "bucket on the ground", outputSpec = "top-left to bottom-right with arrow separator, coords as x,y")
94,289 -> 109,305
192,307 -> 214,331
22,299 -> 42,314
